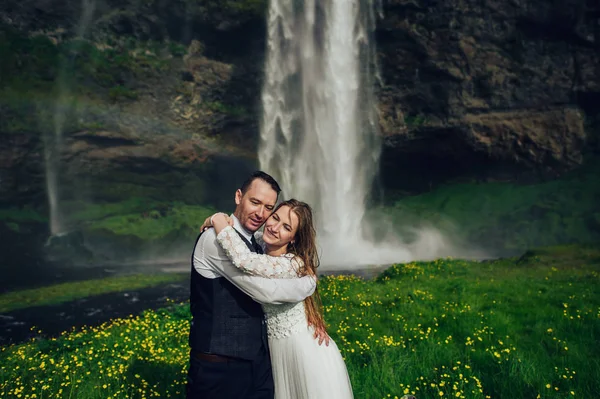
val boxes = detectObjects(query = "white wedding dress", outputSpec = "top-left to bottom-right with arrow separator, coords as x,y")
216,226 -> 354,399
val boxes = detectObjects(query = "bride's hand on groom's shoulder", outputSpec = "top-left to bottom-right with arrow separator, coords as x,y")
200,215 -> 213,232
200,213 -> 233,232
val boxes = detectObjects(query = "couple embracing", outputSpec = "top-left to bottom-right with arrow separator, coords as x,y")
186,171 -> 353,398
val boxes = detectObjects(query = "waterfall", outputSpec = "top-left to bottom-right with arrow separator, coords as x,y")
45,0 -> 96,236
259,0 -> 451,267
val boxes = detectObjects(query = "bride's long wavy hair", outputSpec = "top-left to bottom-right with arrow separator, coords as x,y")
274,199 -> 326,332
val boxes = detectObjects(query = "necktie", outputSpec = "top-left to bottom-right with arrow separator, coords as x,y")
251,235 -> 263,254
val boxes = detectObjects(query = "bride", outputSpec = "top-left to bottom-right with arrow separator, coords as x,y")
203,199 -> 353,399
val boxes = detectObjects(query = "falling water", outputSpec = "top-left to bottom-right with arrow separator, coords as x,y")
45,0 -> 96,235
259,0 -> 453,267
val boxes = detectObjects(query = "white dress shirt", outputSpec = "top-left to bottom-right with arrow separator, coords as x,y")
193,215 -> 316,305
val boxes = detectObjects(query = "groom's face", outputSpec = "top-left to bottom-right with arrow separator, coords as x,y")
234,179 -> 278,233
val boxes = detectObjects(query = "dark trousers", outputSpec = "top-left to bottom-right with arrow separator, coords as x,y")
186,349 -> 274,399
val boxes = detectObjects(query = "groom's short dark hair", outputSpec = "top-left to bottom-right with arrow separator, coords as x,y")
240,171 -> 281,196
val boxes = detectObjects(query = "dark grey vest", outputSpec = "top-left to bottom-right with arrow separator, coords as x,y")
189,229 -> 268,360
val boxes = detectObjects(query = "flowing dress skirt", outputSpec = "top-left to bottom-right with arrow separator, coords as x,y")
269,326 -> 354,399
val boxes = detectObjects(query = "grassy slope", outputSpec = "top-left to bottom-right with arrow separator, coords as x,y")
1,243 -> 598,398
0,197 -> 215,234
386,159 -> 600,253
67,198 -> 215,241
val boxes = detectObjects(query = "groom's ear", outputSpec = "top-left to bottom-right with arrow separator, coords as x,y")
235,189 -> 243,206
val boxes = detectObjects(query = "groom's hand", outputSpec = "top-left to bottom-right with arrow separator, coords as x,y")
313,324 -> 330,346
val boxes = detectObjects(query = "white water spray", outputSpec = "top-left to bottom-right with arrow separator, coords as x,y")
45,0 -> 96,235
259,0 -> 455,268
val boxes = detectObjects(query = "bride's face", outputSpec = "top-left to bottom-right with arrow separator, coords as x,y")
262,205 -> 299,249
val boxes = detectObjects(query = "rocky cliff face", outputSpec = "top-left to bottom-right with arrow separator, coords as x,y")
376,0 -> 599,190
0,0 -> 265,209
2,0 -> 599,198
0,1 -> 267,269
0,0 -> 599,244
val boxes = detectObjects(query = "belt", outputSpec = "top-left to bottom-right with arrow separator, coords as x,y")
192,352 -> 242,363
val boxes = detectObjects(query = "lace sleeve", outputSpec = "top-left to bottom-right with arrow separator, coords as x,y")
216,226 -> 300,278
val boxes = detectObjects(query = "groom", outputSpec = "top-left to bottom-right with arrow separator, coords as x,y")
187,171 -> 318,399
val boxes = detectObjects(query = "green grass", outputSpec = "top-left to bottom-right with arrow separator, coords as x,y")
0,207 -> 46,223
1,244 -> 598,398
69,200 -> 215,241
67,197 -> 165,222
0,273 -> 187,313
88,205 -> 212,240
386,159 -> 600,252
0,199 -> 214,243
330,244 -> 600,398
0,206 -> 46,234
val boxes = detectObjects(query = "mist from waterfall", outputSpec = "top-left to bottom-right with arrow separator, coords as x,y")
45,0 -> 96,236
259,0 -> 457,268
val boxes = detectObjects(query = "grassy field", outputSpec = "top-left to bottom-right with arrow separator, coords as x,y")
0,244 -> 599,398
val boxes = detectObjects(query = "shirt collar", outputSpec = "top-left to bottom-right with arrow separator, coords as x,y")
231,214 -> 253,242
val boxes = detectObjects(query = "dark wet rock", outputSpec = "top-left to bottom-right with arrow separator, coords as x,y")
376,0 -> 600,190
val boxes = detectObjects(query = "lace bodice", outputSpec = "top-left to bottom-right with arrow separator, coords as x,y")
216,226 -> 309,338
263,301 -> 307,339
